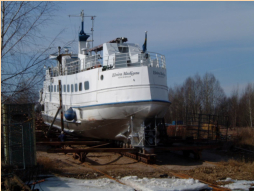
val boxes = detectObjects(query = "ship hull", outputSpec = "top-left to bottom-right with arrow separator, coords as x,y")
42,100 -> 170,141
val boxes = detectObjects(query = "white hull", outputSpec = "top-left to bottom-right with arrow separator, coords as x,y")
42,66 -> 170,141
42,100 -> 170,141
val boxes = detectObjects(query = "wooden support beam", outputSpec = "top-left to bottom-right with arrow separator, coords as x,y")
47,106 -> 61,137
12,175 -> 31,191
58,80 -> 64,132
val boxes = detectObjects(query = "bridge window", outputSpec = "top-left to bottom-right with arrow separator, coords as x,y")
75,84 -> 78,92
71,84 -> 74,92
64,85 -> 66,92
67,85 -> 70,92
54,85 -> 56,92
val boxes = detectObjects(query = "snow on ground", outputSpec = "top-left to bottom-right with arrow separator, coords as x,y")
33,177 -> 132,191
120,176 -> 211,191
220,178 -> 254,191
33,176 -> 254,191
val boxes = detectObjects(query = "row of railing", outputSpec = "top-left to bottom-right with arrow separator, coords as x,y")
49,52 -> 166,77
104,52 -> 166,69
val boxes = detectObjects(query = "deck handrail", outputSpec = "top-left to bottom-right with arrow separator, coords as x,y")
48,51 -> 166,77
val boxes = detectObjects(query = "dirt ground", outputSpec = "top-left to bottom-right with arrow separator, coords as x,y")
36,143 -> 254,184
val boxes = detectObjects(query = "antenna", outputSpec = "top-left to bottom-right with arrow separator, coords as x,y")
69,10 -> 96,48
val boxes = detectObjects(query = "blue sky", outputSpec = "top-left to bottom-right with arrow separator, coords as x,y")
44,1 -> 254,96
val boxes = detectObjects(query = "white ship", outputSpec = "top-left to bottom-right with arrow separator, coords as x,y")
39,11 -> 170,146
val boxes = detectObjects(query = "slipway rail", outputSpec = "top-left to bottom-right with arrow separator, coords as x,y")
47,148 -> 139,153
37,141 -> 107,146
46,143 -> 221,163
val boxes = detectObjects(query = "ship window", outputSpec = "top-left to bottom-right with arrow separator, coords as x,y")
48,86 -> 50,92
118,46 -> 129,53
54,85 -> 56,92
79,82 -> 82,91
75,84 -> 78,92
71,84 -> 74,92
67,84 -> 70,92
51,85 -> 53,92
84,81 -> 89,90
64,85 -> 66,92
100,75 -> 104,80
57,85 -> 59,92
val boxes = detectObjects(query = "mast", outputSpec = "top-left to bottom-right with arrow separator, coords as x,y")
69,10 -> 96,54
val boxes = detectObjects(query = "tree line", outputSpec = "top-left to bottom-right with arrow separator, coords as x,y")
166,73 -> 254,128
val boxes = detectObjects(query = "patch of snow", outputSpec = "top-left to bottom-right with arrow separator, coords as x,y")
33,177 -> 133,191
222,179 -> 254,191
33,176 -> 213,191
223,177 -> 236,182
120,176 -> 211,191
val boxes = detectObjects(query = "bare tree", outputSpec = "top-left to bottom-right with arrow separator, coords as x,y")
183,74 -> 202,116
166,73 -> 226,124
228,87 -> 240,128
168,85 -> 185,123
201,73 -> 225,114
239,83 -> 254,127
1,1 -> 60,104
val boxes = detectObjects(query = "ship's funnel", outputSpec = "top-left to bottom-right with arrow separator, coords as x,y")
79,21 -> 90,42
79,10 -> 90,42
78,10 -> 90,54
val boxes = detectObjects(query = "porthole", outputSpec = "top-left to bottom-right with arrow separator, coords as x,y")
100,75 -> 104,80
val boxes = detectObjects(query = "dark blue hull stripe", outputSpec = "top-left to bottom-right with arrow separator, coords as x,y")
72,99 -> 171,109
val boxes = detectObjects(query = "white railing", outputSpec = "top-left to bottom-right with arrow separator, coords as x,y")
48,52 -> 166,77
82,54 -> 102,70
65,60 -> 80,75
104,52 -> 166,69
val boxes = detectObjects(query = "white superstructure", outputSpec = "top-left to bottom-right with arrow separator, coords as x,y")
40,11 -> 170,146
